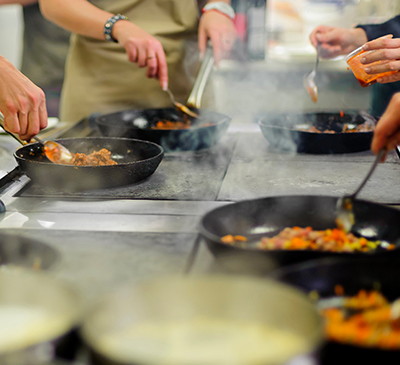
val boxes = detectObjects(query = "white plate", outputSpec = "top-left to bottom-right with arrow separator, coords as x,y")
0,117 -> 59,134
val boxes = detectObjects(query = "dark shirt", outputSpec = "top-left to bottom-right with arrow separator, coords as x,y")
357,15 -> 400,40
356,15 -> 400,117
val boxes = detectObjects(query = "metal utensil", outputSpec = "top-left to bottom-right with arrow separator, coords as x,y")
187,46 -> 214,109
303,46 -> 320,103
164,88 -> 199,119
336,149 -> 386,232
0,113 -> 73,164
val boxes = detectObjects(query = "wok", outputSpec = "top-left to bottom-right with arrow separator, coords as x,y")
273,258 -> 400,364
257,111 -> 376,154
198,195 -> 400,267
14,137 -> 164,191
94,108 -> 231,152
81,275 -> 322,365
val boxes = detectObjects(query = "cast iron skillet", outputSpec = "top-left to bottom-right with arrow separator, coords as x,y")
198,195 -> 400,267
272,258 -> 400,364
94,108 -> 231,152
257,111 -> 376,154
14,137 -> 164,191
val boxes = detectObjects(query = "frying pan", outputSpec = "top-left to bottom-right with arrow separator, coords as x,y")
94,108 -> 231,152
0,267 -> 81,363
273,258 -> 400,364
257,111 -> 376,154
14,137 -> 164,191
198,195 -> 400,267
81,275 -> 322,365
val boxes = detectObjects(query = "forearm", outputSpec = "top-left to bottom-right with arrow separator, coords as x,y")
39,0 -> 118,40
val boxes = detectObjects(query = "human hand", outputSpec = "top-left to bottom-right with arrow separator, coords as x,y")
113,20 -> 168,90
309,25 -> 367,59
0,56 -> 47,141
371,93 -> 400,157
361,36 -> 400,84
198,10 -> 237,66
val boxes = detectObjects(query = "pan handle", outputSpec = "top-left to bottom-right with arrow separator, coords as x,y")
0,113 -> 25,146
186,46 -> 214,109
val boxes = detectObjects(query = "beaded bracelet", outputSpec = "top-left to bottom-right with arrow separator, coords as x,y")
104,14 -> 128,43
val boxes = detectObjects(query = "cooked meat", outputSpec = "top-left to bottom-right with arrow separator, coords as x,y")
71,148 -> 117,166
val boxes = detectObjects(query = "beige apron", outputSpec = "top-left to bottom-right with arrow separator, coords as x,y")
60,0 -> 201,122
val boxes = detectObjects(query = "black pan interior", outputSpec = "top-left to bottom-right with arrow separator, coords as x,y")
273,258 -> 400,363
14,137 -> 164,191
257,111 -> 376,154
16,137 -> 162,165
199,195 -> 400,266
94,108 -> 231,152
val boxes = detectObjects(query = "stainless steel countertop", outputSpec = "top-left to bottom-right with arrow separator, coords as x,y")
1,122 -> 400,305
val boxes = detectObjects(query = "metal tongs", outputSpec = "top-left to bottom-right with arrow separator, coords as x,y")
336,149 -> 386,232
186,46 -> 214,110
164,46 -> 214,119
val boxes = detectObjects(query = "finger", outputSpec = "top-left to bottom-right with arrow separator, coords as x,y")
22,110 -> 40,141
386,133 -> 400,152
146,52 -> 158,78
155,45 -> 168,90
39,101 -> 48,129
17,111 -> 28,137
363,35 -> 396,51
361,49 -> 400,64
2,113 -> 20,134
209,31 -> 222,66
365,60 -> 400,74
137,46 -> 147,68
198,25 -> 207,59
126,45 -> 138,63
377,73 -> 400,84
371,95 -> 400,153
221,36 -> 234,53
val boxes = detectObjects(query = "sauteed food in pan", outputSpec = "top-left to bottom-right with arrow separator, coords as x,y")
321,289 -> 400,349
222,226 -> 395,253
70,149 -> 117,166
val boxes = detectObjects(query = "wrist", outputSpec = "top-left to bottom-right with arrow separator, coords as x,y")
351,28 -> 368,48
111,19 -> 132,43
202,1 -> 235,20
104,14 -> 129,43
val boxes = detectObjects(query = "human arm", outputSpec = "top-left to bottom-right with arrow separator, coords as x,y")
371,93 -> 400,155
39,0 -> 168,89
309,26 -> 367,59
198,0 -> 237,66
0,55 -> 47,140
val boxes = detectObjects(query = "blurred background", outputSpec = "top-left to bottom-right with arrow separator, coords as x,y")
2,0 -> 400,122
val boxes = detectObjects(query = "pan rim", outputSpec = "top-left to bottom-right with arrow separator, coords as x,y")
198,194 -> 399,255
14,137 -> 164,168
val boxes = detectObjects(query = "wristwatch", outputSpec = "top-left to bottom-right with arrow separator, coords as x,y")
202,2 -> 235,20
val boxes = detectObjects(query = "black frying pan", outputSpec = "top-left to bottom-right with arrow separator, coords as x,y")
257,111 -> 376,154
198,195 -> 400,267
14,137 -> 164,191
272,258 -> 400,364
94,108 -> 231,152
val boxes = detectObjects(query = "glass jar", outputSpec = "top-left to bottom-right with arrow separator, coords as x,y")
346,45 -> 399,87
